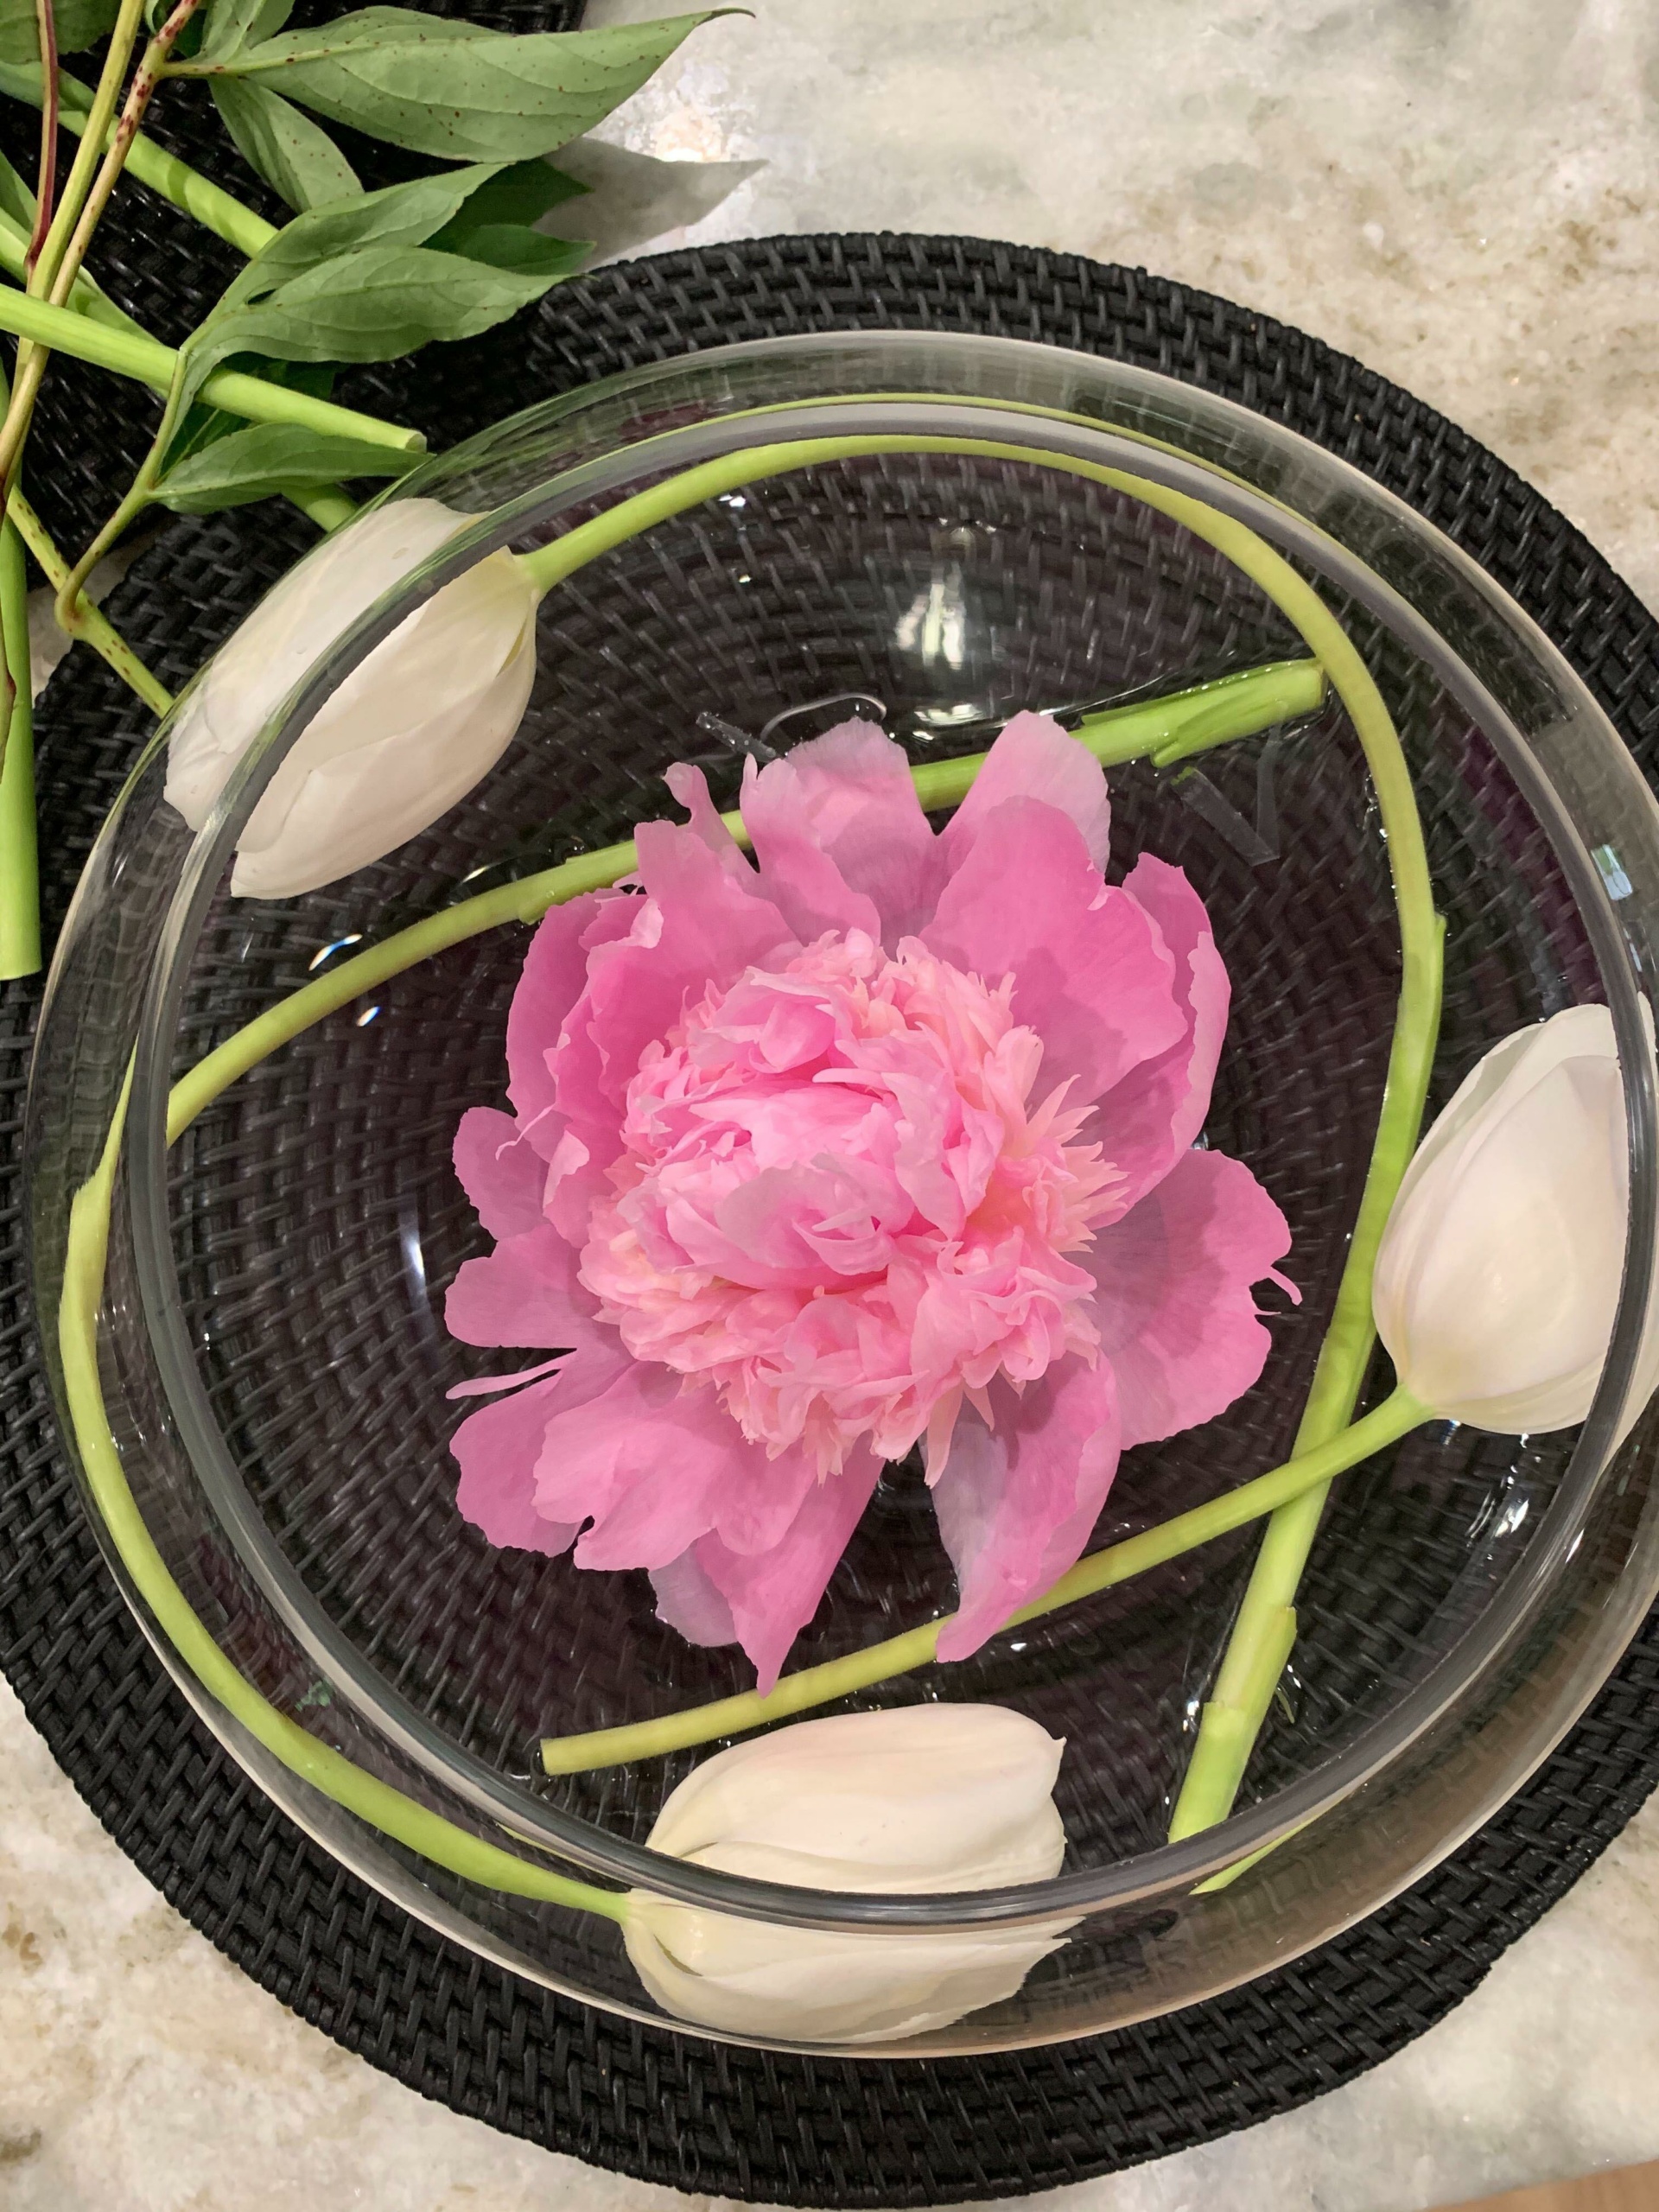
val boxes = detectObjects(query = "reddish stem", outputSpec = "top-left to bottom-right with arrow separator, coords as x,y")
25,0 -> 58,278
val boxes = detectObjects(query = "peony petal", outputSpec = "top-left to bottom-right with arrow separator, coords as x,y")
449,1350 -> 632,1556
650,1547 -> 738,1649
569,823 -> 796,1115
1099,855 -> 1230,1213
931,1357 -> 1120,1661
1086,1147 -> 1294,1449
533,1363 -> 780,1573
453,1105 -> 544,1240
663,760 -> 751,878
941,710 -> 1112,873
690,1447 -> 885,1693
444,1223 -> 605,1351
741,721 -> 945,948
741,753 -> 887,944
505,890 -> 631,1140
923,798 -> 1184,1104
445,1354 -> 568,1400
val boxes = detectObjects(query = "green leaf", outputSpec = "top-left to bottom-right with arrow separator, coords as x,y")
0,145 -> 35,230
180,240 -> 558,414
220,157 -> 505,307
423,155 -> 585,251
153,421 -> 419,512
207,10 -> 736,162
197,0 -> 293,64
211,77 -> 361,212
432,222 -> 586,278
0,0 -> 118,62
226,5 -> 493,60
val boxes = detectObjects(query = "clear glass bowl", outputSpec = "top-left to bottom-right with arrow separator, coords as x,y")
26,331 -> 1659,2056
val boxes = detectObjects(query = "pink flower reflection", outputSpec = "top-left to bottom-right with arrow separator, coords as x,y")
447,714 -> 1294,1690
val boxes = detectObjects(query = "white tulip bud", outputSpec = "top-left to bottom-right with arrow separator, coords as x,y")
1373,1003 -> 1659,1436
164,497 -> 539,899
624,1706 -> 1071,2044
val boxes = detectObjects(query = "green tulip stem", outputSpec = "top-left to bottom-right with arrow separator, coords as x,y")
0,497 -> 38,980
59,1073 -> 629,1922
1169,914 -> 1447,1843
522,432 -> 1442,1801
541,1389 -> 1427,1775
0,284 -> 423,452
161,657 -> 1324,1142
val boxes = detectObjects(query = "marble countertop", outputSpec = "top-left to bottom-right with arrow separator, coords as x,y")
7,2 -> 1659,2206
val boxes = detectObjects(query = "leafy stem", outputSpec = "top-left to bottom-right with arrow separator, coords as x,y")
56,351 -> 193,632
0,59 -> 280,254
51,0 -> 211,310
8,482 -> 173,715
0,283 -> 426,444
0,0 -> 147,499
0,487 -> 36,979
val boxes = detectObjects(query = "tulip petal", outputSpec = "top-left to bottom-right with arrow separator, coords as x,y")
740,721 -> 945,948
165,498 -> 468,832
1086,1147 -> 1294,1448
1375,1023 -> 1630,1430
931,1356 -> 1121,1660
228,650 -> 535,898
646,1704 -> 1065,1878
922,798 -> 1183,1104
941,709 -> 1111,873
226,545 -> 543,898
625,1898 -> 1067,2044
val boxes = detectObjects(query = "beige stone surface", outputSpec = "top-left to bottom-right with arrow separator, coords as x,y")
5,1671 -> 1658,2212
9,2 -> 1659,2205
584,0 -> 1659,618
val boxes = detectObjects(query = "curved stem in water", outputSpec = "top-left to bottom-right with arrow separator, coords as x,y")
541,1391 -> 1427,1775
60,433 -> 1436,1892
58,654 -> 1332,1906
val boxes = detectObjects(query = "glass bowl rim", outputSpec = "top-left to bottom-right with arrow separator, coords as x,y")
105,340 -> 1659,1930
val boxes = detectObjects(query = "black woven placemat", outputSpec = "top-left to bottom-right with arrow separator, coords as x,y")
5,235 -> 1659,2204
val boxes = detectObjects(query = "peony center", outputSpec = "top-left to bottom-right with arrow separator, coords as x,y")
576,929 -> 1117,1472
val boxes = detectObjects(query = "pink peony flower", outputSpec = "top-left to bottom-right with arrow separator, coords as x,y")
446,714 -> 1294,1691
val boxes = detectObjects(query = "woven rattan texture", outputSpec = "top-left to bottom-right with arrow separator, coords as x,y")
4,235 -> 1659,2202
